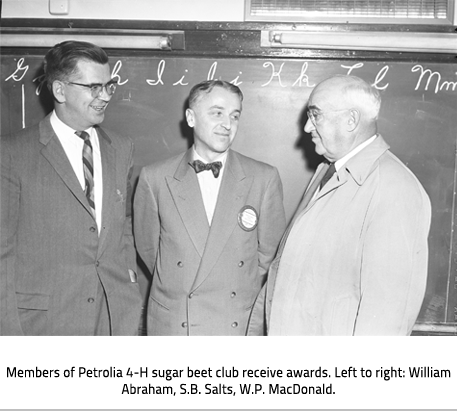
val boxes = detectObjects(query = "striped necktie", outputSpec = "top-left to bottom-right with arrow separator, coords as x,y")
75,130 -> 96,218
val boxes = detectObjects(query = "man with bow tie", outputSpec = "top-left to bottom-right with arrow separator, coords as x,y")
134,80 -> 286,335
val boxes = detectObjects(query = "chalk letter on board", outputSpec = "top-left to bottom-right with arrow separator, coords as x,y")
32,74 -> 46,96
173,69 -> 189,86
147,60 -> 165,86
372,65 -> 390,91
5,57 -> 29,82
292,62 -> 315,88
341,63 -> 364,75
230,72 -> 243,86
440,81 -> 457,92
412,65 -> 442,94
207,62 -> 218,81
262,62 -> 285,87
112,60 -> 129,86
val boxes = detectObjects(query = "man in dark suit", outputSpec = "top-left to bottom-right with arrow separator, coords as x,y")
134,80 -> 286,335
1,40 -> 142,335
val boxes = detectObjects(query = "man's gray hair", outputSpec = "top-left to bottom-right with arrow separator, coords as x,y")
338,75 -> 381,121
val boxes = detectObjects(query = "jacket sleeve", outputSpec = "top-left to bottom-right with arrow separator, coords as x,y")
256,167 -> 286,281
0,136 -> 24,335
133,167 -> 161,276
355,173 -> 432,335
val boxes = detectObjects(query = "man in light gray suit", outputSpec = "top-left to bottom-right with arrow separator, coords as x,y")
134,80 -> 286,335
1,40 -> 142,335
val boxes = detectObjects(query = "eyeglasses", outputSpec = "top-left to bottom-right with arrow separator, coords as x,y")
64,80 -> 117,97
307,108 -> 349,126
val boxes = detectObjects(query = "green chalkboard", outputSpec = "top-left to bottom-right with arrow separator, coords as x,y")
2,52 -> 456,333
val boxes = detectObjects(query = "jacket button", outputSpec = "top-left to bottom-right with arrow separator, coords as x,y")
238,261 -> 244,267
177,261 -> 183,267
182,322 -> 188,328
89,226 -> 96,233
87,298 -> 95,303
95,261 -> 100,267
188,293 -> 194,299
230,292 -> 236,298
231,322 -> 238,328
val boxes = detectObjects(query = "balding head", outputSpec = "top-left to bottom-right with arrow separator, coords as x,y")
312,75 -> 381,122
304,75 -> 381,162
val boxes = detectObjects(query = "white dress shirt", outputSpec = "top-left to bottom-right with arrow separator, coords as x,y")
50,111 -> 103,232
192,147 -> 228,225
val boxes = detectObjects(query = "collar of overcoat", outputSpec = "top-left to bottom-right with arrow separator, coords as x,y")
166,148 -> 254,291
38,114 -> 118,255
303,134 -> 390,214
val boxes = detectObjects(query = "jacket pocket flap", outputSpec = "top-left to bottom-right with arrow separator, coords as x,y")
16,292 -> 50,311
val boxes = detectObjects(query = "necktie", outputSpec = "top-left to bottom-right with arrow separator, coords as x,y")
319,162 -> 336,190
75,131 -> 96,218
189,160 -> 223,178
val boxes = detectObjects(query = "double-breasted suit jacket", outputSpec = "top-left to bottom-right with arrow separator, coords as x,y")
1,114 -> 142,335
134,148 -> 286,335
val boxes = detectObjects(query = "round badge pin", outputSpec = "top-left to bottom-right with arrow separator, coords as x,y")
238,205 -> 259,232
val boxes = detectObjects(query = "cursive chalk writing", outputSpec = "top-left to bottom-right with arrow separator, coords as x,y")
262,62 -> 286,87
5,58 -> 29,82
147,60 -> 165,86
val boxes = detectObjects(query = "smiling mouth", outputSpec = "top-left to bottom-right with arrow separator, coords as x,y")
91,105 -> 106,112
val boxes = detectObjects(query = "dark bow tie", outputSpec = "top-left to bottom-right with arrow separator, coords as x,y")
189,160 -> 223,178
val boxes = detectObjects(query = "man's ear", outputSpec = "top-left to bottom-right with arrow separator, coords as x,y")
185,108 -> 195,128
347,108 -> 360,132
52,80 -> 66,104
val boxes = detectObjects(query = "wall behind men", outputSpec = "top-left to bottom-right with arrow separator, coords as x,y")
1,0 -> 245,21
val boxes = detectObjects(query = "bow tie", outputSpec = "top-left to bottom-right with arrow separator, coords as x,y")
189,160 -> 223,178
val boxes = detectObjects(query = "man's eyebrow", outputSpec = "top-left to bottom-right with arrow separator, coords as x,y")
307,104 -> 320,111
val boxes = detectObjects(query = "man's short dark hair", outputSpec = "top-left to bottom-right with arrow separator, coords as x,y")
188,80 -> 244,109
44,40 -> 109,92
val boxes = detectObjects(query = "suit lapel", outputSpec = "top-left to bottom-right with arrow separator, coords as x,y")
191,150 -> 253,291
39,115 -> 94,217
96,127 -> 116,254
166,149 -> 210,258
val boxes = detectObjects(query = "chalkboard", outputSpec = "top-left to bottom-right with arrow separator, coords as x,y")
2,52 -> 456,333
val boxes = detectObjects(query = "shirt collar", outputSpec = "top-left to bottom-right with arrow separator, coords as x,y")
50,110 -> 94,139
334,134 -> 377,172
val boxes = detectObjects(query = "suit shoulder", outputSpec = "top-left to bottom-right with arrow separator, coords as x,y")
378,151 -> 430,205
1,123 -> 41,155
232,151 -> 279,176
140,151 -> 185,176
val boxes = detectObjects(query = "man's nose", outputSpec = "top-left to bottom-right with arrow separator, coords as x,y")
221,115 -> 231,130
304,117 -> 315,133
98,85 -> 113,101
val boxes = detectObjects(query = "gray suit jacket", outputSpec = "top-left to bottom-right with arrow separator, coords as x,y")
1,114 -> 142,335
134,148 -> 286,335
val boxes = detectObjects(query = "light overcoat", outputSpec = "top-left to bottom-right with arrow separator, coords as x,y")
1,114 -> 142,335
134,148 -> 286,335
248,135 -> 431,336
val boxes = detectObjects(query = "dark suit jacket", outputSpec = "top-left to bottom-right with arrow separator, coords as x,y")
134,148 -> 286,335
1,114 -> 142,335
